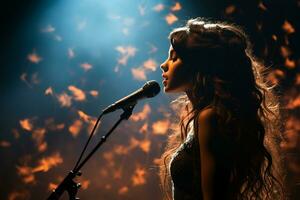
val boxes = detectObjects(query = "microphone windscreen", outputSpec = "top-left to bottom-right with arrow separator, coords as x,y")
143,80 -> 161,98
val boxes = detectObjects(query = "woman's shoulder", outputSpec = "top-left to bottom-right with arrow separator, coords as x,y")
198,107 -> 219,127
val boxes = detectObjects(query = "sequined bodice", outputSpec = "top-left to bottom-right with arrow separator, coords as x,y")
169,130 -> 203,200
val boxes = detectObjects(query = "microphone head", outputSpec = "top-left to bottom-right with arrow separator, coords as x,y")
143,80 -> 161,98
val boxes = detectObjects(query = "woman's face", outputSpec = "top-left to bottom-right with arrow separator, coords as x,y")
160,45 -> 193,93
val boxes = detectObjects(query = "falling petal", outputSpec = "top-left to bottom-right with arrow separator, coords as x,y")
19,118 -> 34,131
153,3 -> 164,12
56,92 -> 72,107
80,62 -> 93,71
171,2 -> 182,11
282,20 -> 295,34
131,166 -> 146,186
131,67 -> 147,81
143,59 -> 157,71
152,119 -> 170,135
68,85 -> 86,101
68,119 -> 83,137
165,13 -> 178,25
131,104 -> 151,121
225,5 -> 236,15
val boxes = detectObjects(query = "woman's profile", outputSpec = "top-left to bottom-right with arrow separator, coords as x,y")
159,17 -> 286,200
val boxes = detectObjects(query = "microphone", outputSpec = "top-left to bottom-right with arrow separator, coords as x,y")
102,80 -> 160,114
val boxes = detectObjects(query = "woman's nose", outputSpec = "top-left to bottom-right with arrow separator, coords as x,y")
160,61 -> 168,72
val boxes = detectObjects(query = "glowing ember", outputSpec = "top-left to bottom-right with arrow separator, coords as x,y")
115,46 -> 138,66
131,166 -> 146,186
118,186 -> 129,195
56,92 -> 72,107
68,119 -> 83,137
131,67 -> 147,81
80,62 -> 93,71
89,90 -> 99,97
32,128 -> 47,152
68,85 -> 86,101
171,2 -> 182,11
27,51 -> 42,64
282,20 -> 295,34
45,87 -> 53,95
165,13 -> 178,25
19,118 -> 34,131
152,119 -> 170,135
143,59 -> 157,71
153,3 -> 164,12
131,104 -> 151,122
225,5 -> 236,15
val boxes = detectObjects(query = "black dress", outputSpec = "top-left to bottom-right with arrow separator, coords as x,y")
169,129 -> 203,200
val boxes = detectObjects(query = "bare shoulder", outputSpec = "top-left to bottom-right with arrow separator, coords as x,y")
197,108 -> 219,142
198,108 -> 218,127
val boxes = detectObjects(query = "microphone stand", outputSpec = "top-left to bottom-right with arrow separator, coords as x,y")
47,104 -> 136,200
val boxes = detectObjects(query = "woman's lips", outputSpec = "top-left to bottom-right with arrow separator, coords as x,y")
163,79 -> 167,86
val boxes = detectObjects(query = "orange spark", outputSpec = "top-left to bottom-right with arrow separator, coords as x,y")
143,59 -> 157,71
295,73 -> 300,85
225,5 -> 236,15
89,90 -> 99,97
139,123 -> 148,134
280,46 -> 291,58
286,95 -> 300,109
266,69 -> 285,85
48,182 -> 58,191
131,166 -> 146,186
32,128 -> 47,152
131,67 -> 147,81
114,145 -> 129,155
113,168 -> 123,179
8,190 -> 30,200
27,51 -> 42,64
115,46 -> 138,67
80,62 -> 93,71
171,2 -> 182,11
57,92 -> 72,107
45,87 -> 53,95
81,180 -> 90,190
68,85 -> 86,101
153,3 -> 164,12
131,104 -> 151,121
258,1 -> 267,11
165,13 -> 178,25
285,58 -> 296,69
139,139 -> 151,153
118,186 -> 129,195
282,20 -> 295,34
32,153 -> 63,173
271,34 -> 277,41
19,118 -> 34,131
152,119 -> 170,135
68,119 -> 83,137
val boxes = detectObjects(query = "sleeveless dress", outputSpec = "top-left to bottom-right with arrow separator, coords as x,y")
169,128 -> 203,200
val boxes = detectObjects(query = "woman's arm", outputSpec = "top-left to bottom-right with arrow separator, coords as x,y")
197,108 -> 230,200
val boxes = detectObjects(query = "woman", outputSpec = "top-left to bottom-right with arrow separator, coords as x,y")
159,18 -> 286,200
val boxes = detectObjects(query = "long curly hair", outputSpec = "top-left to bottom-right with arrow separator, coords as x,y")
159,17 -> 286,200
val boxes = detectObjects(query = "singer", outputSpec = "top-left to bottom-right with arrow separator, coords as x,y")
159,18 -> 286,200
